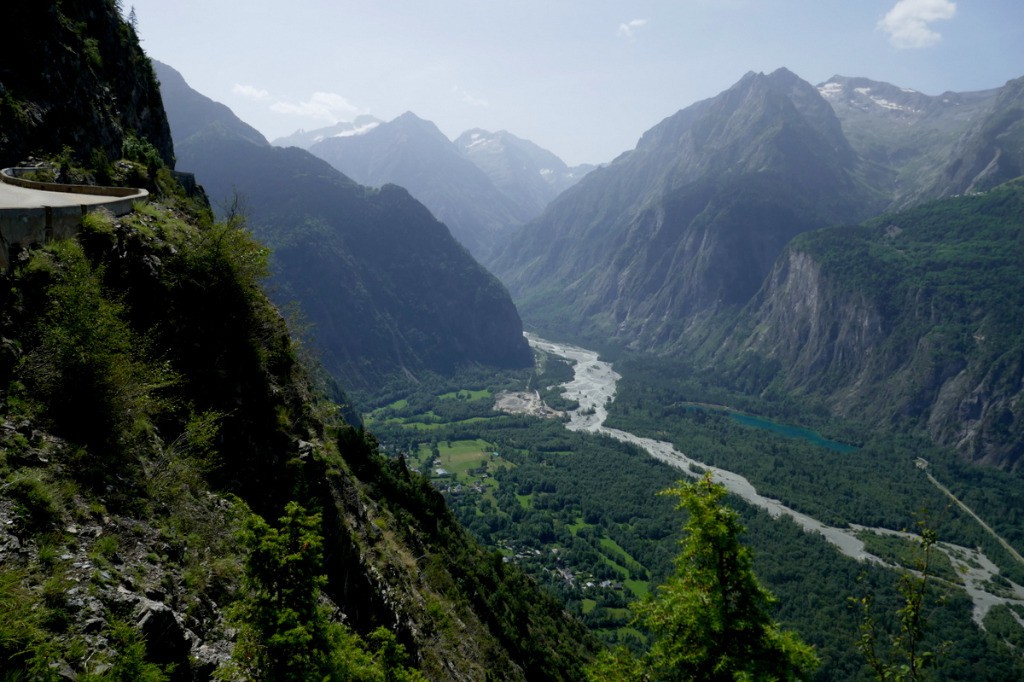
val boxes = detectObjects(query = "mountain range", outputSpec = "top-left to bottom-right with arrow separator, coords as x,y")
489,66 -> 1024,469
816,75 -> 1019,205
276,114 -> 593,259
491,68 -> 879,343
270,114 -> 384,149
154,61 -> 532,392
453,128 -> 595,220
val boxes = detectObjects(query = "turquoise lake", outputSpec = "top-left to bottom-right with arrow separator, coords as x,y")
686,406 -> 858,453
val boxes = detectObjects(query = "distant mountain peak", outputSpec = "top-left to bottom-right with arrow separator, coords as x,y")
490,66 -> 875,348
305,112 -> 528,258
271,115 -> 383,148
386,111 -> 452,143
453,127 -> 594,224
393,110 -> 434,127
329,118 -> 380,139
155,61 -> 269,148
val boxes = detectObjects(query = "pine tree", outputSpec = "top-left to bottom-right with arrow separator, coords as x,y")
230,501 -> 427,681
234,501 -> 334,680
587,473 -> 818,681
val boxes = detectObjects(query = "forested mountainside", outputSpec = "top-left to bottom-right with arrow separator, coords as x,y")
155,62 -> 532,392
0,0 -> 172,170
0,3 -> 592,678
713,180 -> 1024,470
489,68 -> 880,347
308,112 -> 530,259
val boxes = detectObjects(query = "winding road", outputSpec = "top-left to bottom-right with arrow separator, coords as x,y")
506,333 -> 1024,627
0,177 -> 138,208
0,167 -> 147,268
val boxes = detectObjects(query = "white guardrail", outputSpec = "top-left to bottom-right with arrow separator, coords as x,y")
0,167 -> 148,269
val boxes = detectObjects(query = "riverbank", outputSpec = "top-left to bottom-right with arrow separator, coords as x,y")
519,333 -> 1024,626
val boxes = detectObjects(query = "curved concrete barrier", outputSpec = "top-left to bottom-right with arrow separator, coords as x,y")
0,168 -> 148,269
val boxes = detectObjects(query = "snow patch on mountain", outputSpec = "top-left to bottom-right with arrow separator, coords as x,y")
331,120 -> 380,138
818,80 -> 920,114
818,81 -> 843,99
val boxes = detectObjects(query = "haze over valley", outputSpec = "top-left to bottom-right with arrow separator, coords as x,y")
2,1 -> 1024,679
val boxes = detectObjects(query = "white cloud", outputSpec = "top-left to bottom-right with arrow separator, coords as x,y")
878,0 -> 956,49
452,85 -> 489,108
270,92 -> 358,122
232,83 -> 270,101
617,18 -> 648,39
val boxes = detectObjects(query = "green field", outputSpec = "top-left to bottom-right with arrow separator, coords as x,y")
438,389 -> 492,401
436,439 -> 497,476
623,578 -> 650,599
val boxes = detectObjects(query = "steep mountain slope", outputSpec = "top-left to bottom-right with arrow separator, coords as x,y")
155,62 -> 531,391
454,128 -> 594,219
491,68 -> 879,348
308,112 -> 530,258
0,0 -> 173,169
817,75 -> 1000,206
1,7 -> 593,678
1,198 -> 595,680
925,75 -> 1024,199
719,180 -> 1024,470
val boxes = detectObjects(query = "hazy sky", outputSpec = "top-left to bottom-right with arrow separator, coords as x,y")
128,0 -> 1023,166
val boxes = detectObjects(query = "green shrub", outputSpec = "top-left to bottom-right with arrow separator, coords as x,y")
17,241 -> 174,490
6,472 -> 61,532
122,132 -> 162,172
0,568 -> 57,679
91,533 -> 119,561
80,209 -> 116,238
79,620 -> 168,682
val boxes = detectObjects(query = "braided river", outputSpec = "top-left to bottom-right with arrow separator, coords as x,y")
514,333 -> 1024,626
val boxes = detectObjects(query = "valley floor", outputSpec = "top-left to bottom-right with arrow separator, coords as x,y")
516,333 -> 1024,628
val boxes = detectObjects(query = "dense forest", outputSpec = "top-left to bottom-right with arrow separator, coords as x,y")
366,351 -> 1024,680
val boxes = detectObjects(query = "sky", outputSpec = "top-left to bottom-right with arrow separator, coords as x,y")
127,0 -> 1024,166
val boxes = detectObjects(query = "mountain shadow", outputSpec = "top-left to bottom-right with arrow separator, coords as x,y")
155,62 -> 531,392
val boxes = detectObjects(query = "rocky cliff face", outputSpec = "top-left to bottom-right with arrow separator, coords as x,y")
491,68 -> 877,348
736,248 -> 888,388
720,183 -> 1024,470
0,0 -> 173,169
926,75 -> 1024,199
